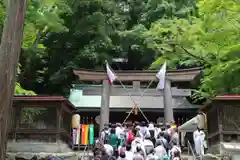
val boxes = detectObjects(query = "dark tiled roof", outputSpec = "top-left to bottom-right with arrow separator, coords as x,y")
13,96 -> 76,110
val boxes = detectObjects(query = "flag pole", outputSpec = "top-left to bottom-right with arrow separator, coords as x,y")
105,60 -> 151,123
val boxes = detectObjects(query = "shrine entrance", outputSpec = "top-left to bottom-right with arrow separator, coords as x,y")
71,67 -> 201,132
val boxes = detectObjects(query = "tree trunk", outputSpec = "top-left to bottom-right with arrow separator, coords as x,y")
0,0 -> 27,159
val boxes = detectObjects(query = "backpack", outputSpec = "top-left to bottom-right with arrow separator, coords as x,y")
103,130 -> 110,143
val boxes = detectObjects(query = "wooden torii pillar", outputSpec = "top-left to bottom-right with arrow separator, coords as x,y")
73,68 -> 201,131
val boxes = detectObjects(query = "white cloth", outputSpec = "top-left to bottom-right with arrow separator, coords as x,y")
156,61 -> 167,89
146,153 -> 157,160
116,126 -> 125,139
135,125 -> 140,130
193,130 -> 205,155
148,124 -> 155,130
169,145 -> 181,159
143,139 -> 154,147
171,132 -> 179,145
131,138 -> 146,158
139,126 -> 150,139
133,153 -> 144,160
100,130 -> 109,143
170,145 -> 181,154
143,139 -> 154,154
155,145 -> 167,158
125,151 -> 134,160
104,144 -> 113,156
154,127 -> 161,139
106,62 -> 117,84
167,127 -> 175,137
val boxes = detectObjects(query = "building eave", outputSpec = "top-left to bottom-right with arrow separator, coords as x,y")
73,67 -> 202,82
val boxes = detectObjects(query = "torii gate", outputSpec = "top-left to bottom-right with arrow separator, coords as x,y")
73,68 -> 201,131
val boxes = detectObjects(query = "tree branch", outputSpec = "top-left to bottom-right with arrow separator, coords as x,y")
173,43 -> 211,65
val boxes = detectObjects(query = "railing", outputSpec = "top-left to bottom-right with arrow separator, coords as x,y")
187,140 -> 196,160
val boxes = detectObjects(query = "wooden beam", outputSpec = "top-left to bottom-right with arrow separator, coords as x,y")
133,81 -> 141,92
82,87 -> 191,96
73,68 -> 202,82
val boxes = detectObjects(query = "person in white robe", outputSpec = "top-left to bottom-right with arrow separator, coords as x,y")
116,123 -> 123,139
155,140 -> 167,159
154,124 -> 161,140
104,144 -> 114,157
142,135 -> 154,155
146,148 -> 157,160
125,144 -> 134,160
169,140 -> 181,159
199,129 -> 206,155
131,137 -> 146,158
100,125 -> 109,143
139,121 -> 150,140
193,127 -> 205,156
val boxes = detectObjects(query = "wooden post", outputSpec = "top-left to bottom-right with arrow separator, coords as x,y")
100,80 -> 110,132
56,104 -> 62,142
0,0 -> 27,159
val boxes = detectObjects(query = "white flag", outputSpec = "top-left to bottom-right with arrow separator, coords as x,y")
156,61 -> 167,89
106,62 -> 117,85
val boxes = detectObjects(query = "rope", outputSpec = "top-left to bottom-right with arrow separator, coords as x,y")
106,60 -> 154,124
118,78 -> 155,124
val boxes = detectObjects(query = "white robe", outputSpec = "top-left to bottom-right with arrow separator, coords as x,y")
139,126 -> 150,139
104,144 -> 113,156
154,127 -> 161,139
116,126 -> 124,139
131,138 -> 146,158
193,130 -> 205,155
125,151 -> 134,160
155,145 -> 167,158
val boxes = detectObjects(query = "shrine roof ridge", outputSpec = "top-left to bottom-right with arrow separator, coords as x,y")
13,96 -> 76,110
200,94 -> 240,112
74,67 -> 203,73
73,67 -> 202,82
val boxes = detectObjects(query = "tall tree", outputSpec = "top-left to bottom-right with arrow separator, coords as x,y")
146,0 -> 240,100
0,0 -> 27,158
17,0 -> 196,95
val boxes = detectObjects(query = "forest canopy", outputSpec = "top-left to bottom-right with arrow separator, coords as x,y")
0,0 -> 239,101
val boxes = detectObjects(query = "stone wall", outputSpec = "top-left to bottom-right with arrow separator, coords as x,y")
7,141 -> 72,153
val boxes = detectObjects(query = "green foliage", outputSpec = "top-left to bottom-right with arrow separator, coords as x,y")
15,0 -> 197,96
15,66 -> 37,125
14,82 -> 36,95
148,0 -> 240,100
22,0 -> 72,48
20,108 -> 43,126
2,0 -> 236,101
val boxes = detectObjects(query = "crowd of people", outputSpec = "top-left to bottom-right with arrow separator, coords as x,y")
93,121 -> 182,160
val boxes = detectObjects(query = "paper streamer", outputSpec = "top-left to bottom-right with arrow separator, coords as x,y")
76,125 -> 80,145
84,125 -> 89,145
89,124 -> 94,145
72,129 -> 76,144
81,124 -> 86,145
